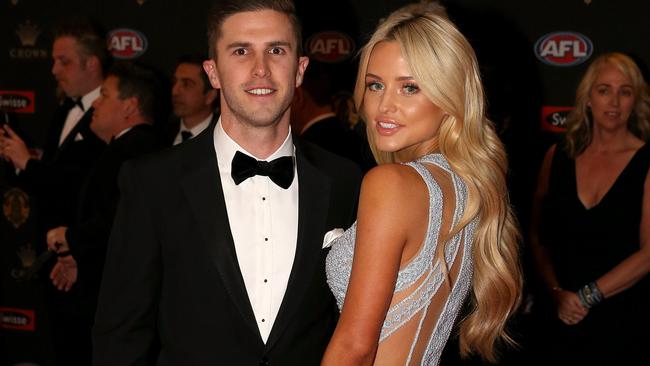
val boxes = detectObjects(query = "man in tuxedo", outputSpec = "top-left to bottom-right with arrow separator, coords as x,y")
0,18 -> 108,366
0,19 -> 107,231
93,1 -> 361,365
45,61 -> 166,364
164,54 -> 219,145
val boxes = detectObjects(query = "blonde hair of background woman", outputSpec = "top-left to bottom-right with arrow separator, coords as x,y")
564,52 -> 650,157
353,1 -> 522,362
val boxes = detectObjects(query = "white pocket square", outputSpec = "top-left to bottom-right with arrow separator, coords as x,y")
74,132 -> 84,141
322,228 -> 344,249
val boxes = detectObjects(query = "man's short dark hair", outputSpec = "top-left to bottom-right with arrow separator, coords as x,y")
206,0 -> 303,60
175,54 -> 212,93
107,61 -> 161,123
53,17 -> 110,73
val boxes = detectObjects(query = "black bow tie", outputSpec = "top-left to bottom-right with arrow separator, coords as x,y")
181,130 -> 193,142
231,151 -> 294,189
73,98 -> 85,111
64,97 -> 85,112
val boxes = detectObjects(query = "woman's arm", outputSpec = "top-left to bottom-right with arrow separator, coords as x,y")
593,165 -> 650,298
529,145 -> 587,324
321,164 -> 427,366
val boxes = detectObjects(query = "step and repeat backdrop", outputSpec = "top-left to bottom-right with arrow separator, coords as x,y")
1,0 -> 648,364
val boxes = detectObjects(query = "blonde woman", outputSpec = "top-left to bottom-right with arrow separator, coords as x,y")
530,52 -> 650,364
322,2 -> 522,365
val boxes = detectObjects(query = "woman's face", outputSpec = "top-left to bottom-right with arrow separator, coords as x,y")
363,41 -> 446,163
588,63 -> 635,133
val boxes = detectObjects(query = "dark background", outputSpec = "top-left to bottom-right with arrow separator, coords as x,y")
1,0 -> 648,364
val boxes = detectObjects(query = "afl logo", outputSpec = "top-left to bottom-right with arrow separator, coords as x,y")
534,31 -> 593,67
108,28 -> 148,59
306,31 -> 355,63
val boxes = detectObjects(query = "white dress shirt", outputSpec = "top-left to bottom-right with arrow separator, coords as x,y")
214,118 -> 298,342
173,113 -> 213,145
58,86 -> 100,146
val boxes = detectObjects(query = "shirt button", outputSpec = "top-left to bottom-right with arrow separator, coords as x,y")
262,197 -> 266,201
261,318 -> 265,322
264,238 -> 268,242
264,279 -> 268,283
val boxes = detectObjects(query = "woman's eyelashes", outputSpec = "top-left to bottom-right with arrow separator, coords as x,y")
365,80 -> 420,95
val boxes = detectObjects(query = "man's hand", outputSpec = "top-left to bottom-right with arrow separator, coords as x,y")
0,124 -> 32,170
50,255 -> 78,291
47,226 -> 69,252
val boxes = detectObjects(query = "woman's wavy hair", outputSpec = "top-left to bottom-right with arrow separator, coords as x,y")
353,1 -> 522,362
564,52 -> 650,157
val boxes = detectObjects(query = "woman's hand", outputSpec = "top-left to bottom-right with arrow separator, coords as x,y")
552,289 -> 588,325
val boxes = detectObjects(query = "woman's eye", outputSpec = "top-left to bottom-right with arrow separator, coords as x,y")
403,83 -> 420,95
366,82 -> 383,91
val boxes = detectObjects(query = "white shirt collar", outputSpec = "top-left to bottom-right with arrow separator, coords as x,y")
214,116 -> 294,174
80,86 -> 101,111
181,113 -> 213,137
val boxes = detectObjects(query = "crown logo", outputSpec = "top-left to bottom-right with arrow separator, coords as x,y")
16,243 -> 36,269
16,20 -> 40,47
3,187 -> 30,229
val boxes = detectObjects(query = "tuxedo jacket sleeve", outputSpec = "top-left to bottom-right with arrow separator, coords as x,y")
93,125 -> 362,366
18,109 -> 106,228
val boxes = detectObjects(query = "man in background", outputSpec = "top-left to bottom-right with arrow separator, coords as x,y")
0,18 -> 108,366
47,61 -> 166,364
165,54 -> 219,145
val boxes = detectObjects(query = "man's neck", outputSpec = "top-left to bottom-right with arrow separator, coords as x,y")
221,116 -> 290,159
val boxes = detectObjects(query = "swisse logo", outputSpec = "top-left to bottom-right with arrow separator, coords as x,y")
541,106 -> 573,132
0,90 -> 35,113
306,31 -> 355,63
108,28 -> 148,59
535,31 -> 593,66
0,307 -> 35,331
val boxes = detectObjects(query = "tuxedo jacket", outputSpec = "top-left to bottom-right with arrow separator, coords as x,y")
19,102 -> 106,230
67,123 -> 166,301
93,121 -> 362,366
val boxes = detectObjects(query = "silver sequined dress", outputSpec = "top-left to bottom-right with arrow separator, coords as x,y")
325,154 -> 476,365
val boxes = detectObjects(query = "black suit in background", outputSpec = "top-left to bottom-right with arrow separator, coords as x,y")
93,122 -> 362,365
301,116 -> 376,174
17,100 -> 106,232
53,123 -> 165,366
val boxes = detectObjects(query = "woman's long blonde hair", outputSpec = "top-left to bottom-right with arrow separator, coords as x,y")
564,52 -> 650,157
354,2 -> 522,362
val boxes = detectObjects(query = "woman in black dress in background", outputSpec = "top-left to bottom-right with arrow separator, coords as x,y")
529,52 -> 650,365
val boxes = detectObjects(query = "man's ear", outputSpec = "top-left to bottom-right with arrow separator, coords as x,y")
203,60 -> 221,89
123,97 -> 139,118
86,55 -> 100,73
295,56 -> 309,87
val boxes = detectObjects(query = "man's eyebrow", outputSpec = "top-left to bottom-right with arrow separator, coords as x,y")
225,41 -> 293,49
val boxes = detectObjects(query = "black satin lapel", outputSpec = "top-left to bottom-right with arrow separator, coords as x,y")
51,109 -> 93,161
180,133 -> 260,338
266,149 -> 331,348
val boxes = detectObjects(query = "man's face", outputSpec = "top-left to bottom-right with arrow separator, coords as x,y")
51,36 -> 93,98
91,76 -> 126,141
172,63 -> 212,119
203,10 -> 308,130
